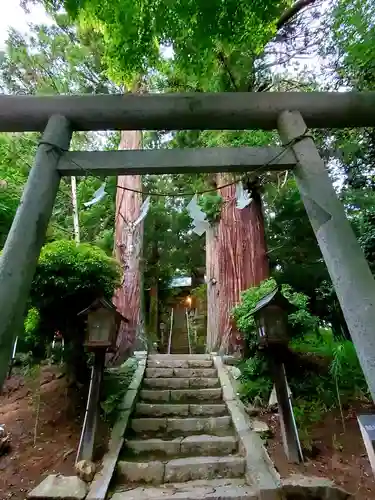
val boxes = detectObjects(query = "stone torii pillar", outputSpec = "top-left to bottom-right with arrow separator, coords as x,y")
278,110 -> 375,401
0,115 -> 72,390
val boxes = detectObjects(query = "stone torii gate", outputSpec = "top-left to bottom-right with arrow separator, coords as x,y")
1,92 -> 375,399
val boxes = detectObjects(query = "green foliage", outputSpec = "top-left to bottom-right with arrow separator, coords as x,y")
191,284 -> 207,304
61,0 -> 291,83
29,238 -> 121,374
232,278 -> 318,350
239,329 -> 368,449
100,358 -> 137,424
198,193 -> 223,224
331,0 -> 375,91
31,240 -> 120,312
238,354 -> 272,403
292,398 -> 327,451
23,307 -> 41,352
0,133 -> 37,248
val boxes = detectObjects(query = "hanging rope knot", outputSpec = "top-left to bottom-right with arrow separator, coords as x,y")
286,128 -> 313,147
38,140 -> 68,155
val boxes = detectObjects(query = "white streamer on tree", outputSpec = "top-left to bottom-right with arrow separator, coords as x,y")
235,182 -> 252,209
83,182 -> 107,207
187,195 -> 210,236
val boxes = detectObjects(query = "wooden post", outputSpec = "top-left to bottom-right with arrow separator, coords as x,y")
0,115 -> 72,390
278,110 -> 375,402
76,349 -> 106,463
269,359 -> 303,463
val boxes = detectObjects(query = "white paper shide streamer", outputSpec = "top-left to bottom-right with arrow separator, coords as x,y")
83,182 -> 107,207
235,182 -> 252,209
133,196 -> 151,227
187,195 -> 210,236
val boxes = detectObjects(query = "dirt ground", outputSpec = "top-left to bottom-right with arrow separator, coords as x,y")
264,402 -> 375,499
0,366 -> 108,500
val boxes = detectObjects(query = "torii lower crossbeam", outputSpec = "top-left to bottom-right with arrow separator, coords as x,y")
57,147 -> 296,176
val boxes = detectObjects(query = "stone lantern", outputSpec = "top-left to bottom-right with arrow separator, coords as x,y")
251,287 -> 303,464
251,287 -> 296,349
79,297 -> 128,351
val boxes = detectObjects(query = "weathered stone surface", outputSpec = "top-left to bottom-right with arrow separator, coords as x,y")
181,435 -> 237,456
164,456 -> 245,482
136,403 -> 189,417
131,418 -> 167,433
189,378 -> 219,389
86,437 -> 124,500
189,404 -> 227,416
213,355 -> 280,492
166,416 -> 231,434
128,365 -> 146,391
75,460 -> 96,483
28,474 -> 87,499
146,368 -> 174,378
282,475 -> 352,499
170,388 -> 222,402
111,478 -> 258,500
188,359 -> 213,368
148,359 -> 189,369
251,420 -> 270,435
149,354 -> 211,360
111,410 -> 132,443
118,389 -> 138,410
140,390 -> 170,402
117,461 -> 164,484
125,438 -> 182,456
143,378 -> 190,389
173,368 -> 217,378
213,357 -> 236,402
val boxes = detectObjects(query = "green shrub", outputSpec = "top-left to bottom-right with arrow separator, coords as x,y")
100,358 -> 138,424
29,240 -> 121,381
239,327 -> 369,450
232,278 -> 319,351
198,193 -> 223,223
293,398 -> 327,451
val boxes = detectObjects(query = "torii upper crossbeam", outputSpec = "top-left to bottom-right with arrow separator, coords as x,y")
0,92 -> 375,131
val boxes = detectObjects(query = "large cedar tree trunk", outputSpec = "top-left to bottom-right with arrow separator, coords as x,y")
112,130 -> 144,362
206,174 -> 269,354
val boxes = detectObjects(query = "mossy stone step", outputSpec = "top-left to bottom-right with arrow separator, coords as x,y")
135,403 -> 228,418
142,378 -> 220,390
139,388 -> 222,403
130,416 -> 232,436
116,455 -> 246,484
123,435 -> 238,458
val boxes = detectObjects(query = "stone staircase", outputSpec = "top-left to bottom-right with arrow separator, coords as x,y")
111,354 -> 255,500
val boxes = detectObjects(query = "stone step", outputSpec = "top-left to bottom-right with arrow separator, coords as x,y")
116,456 -> 245,484
145,368 -> 217,378
142,377 -> 220,390
135,403 -> 228,418
148,354 -> 212,360
124,435 -> 238,457
147,355 -> 213,369
140,388 -> 222,403
130,416 -> 232,436
111,479 -> 257,500
164,456 -> 246,482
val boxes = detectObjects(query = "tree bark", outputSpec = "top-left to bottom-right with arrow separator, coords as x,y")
207,175 -> 269,354
112,130 -> 144,362
206,224 -> 220,352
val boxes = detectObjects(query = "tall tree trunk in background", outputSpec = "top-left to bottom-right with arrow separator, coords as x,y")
112,130 -> 144,362
206,224 -> 220,351
206,174 -> 269,354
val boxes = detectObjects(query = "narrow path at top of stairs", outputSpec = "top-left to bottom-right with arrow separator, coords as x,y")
110,354 -> 257,500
